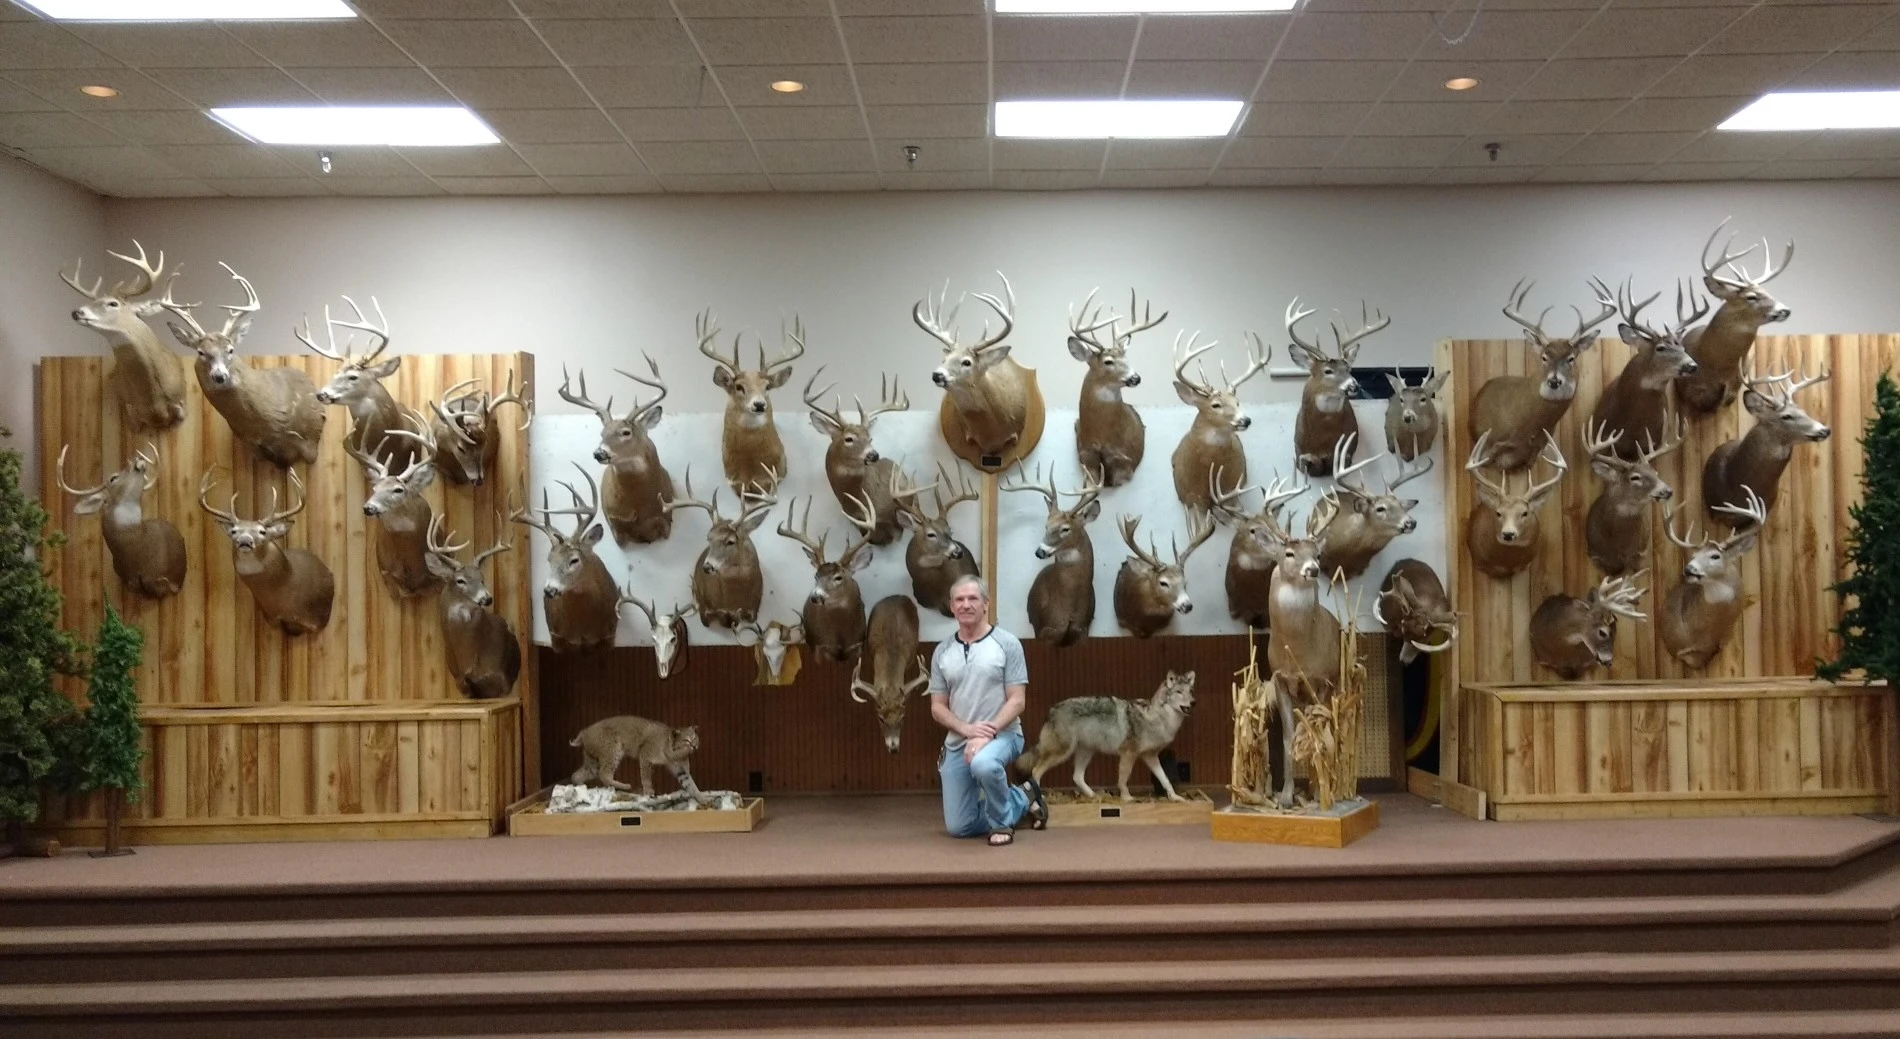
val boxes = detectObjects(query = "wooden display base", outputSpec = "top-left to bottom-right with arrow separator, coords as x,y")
507,788 -> 765,836
1210,798 -> 1380,848
1045,795 -> 1214,827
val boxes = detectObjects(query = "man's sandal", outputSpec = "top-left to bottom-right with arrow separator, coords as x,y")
1023,778 -> 1049,831
988,829 -> 1014,846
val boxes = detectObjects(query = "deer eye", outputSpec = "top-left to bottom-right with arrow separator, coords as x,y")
844,435 -> 856,445
104,300 -> 120,309
1211,402 -> 1223,410
1597,627 -> 1611,640
456,578 -> 467,586
961,358 -> 972,367
392,486 -> 405,494
618,429 -> 631,438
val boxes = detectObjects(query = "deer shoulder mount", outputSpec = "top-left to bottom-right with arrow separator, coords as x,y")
1002,462 -> 1103,648
57,441 -> 186,599
1260,489 -> 1345,809
1112,510 -> 1216,639
1583,416 -> 1682,577
61,240 -> 188,434
1530,572 -> 1648,681
913,271 -> 1043,468
1376,558 -> 1458,667
1468,278 -> 1618,472
624,596 -> 697,680
890,462 -> 981,617
559,360 -> 675,546
1678,218 -> 1794,416
1465,429 -> 1568,580
1316,432 -> 1431,582
662,464 -> 777,630
1661,489 -> 1767,670
199,468 -> 335,635
1208,470 -> 1306,631
431,370 -> 531,487
511,464 -> 619,654
853,595 -> 928,754
777,492 -> 876,663
1287,298 -> 1386,478
1383,368 -> 1447,463
1068,288 -> 1165,487
1170,329 -> 1269,513
1701,364 -> 1830,527
698,308 -> 801,494
298,294 -> 415,473
422,515 -> 521,700
1591,277 -> 1706,460
349,407 -> 442,599
160,263 -> 326,468
737,617 -> 804,685
804,367 -> 909,546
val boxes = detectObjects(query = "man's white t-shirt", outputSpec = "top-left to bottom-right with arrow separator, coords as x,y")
927,624 -> 1029,750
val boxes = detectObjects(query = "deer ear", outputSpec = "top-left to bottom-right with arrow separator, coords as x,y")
367,357 -> 402,380
1617,323 -> 1648,348
165,322 -> 198,349
1401,497 -> 1418,511
1342,341 -> 1361,365
425,553 -> 456,581
1703,274 -> 1735,299
1078,499 -> 1101,522
1066,337 -> 1093,363
975,344 -> 1012,370
581,523 -> 605,546
409,463 -> 437,492
1383,372 -> 1406,396
1730,528 -> 1762,556
847,548 -> 873,572
1741,388 -> 1774,415
1173,380 -> 1201,406
71,491 -> 107,516
1426,369 -> 1449,394
1591,457 -> 1619,480
639,405 -> 663,429
1471,482 -> 1500,509
712,367 -> 734,390
766,365 -> 794,389
133,300 -> 166,318
738,508 -> 771,534
808,411 -> 836,436
1287,342 -> 1317,368
229,315 -> 253,344
264,521 -> 293,540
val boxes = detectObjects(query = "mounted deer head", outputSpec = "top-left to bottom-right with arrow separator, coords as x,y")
1002,462 -> 1105,648
559,360 -> 675,546
914,271 -> 1034,459
662,464 -> 777,629
890,461 -> 981,616
1317,433 -> 1432,581
1678,218 -> 1795,415
1170,329 -> 1270,511
58,440 -> 186,599
804,366 -> 909,545
1661,487 -> 1766,669
1287,298 -> 1386,477
854,594 -> 926,752
1112,510 -> 1217,638
299,294 -> 412,471
61,240 -> 188,433
510,464 -> 619,654
159,261 -> 258,387
622,594 -> 698,680
347,407 -> 440,598
1468,278 -> 1618,471
1530,572 -> 1648,680
1383,367 -> 1448,463
423,515 -> 521,699
1209,469 -> 1306,629
431,371 -> 532,487
1376,559 -> 1458,666
1702,363 -> 1831,525
199,468 -> 335,635
1070,288 -> 1164,487
1465,429 -> 1568,579
698,308 -> 801,493
1592,277 -> 1707,460
777,491 -> 876,662
737,617 -> 804,684
1583,415 -> 1683,577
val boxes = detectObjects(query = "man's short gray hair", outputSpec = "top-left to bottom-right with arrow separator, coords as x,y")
949,574 -> 990,602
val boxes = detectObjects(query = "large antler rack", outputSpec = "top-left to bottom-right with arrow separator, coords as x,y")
912,271 -> 1016,354
62,239 -> 165,301
1703,216 -> 1794,291
295,295 -> 392,368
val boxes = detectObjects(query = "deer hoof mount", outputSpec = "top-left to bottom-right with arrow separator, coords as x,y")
914,271 -> 1045,471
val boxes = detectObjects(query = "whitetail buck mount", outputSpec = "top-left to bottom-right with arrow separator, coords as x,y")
1530,572 -> 1648,680
62,241 -> 189,435
737,617 -> 803,685
1069,289 -> 1166,487
423,516 -> 522,700
698,308 -> 801,494
1002,463 -> 1103,648
1376,558 -> 1457,666
853,595 -> 929,753
58,441 -> 186,599
776,492 -> 876,663
1583,416 -> 1682,577
1466,429 -> 1568,579
431,371 -> 532,487
298,295 -> 415,473
559,362 -> 676,546
511,464 -> 620,654
663,464 -> 777,630
1591,278 -> 1706,460
346,407 -> 441,599
1169,330 -> 1269,513
1678,219 -> 1795,416
890,463 -> 981,617
199,468 -> 335,636
1316,433 -> 1431,581
1112,510 -> 1216,638
624,595 -> 697,680
1384,368 -> 1447,463
914,272 -> 1042,467
1261,489 -> 1345,808
1208,470 -> 1306,630
804,367 -> 909,546
1287,298 -> 1386,478
1701,365 -> 1830,526
160,263 -> 326,468
1469,278 -> 1618,471
1661,489 -> 1767,670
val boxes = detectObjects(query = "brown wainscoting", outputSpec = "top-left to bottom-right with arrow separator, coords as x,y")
538,632 -> 1398,794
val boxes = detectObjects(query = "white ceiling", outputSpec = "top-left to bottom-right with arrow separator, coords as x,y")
1,0 -> 1897,197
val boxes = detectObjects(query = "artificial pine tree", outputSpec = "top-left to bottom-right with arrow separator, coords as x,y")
0,427 -> 86,856
76,601 -> 145,857
1819,372 -> 1900,684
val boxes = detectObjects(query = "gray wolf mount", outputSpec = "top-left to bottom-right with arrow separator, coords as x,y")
1017,670 -> 1196,802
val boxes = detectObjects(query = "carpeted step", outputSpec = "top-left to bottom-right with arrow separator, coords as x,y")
6,948 -> 1900,1038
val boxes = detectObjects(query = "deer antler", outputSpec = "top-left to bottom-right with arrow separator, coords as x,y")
105,240 -> 164,298
801,366 -> 849,433
197,467 -> 240,525
1329,301 -> 1390,356
1713,485 -> 1769,544
557,365 -> 615,424
60,256 -> 106,301
850,657 -> 877,704
1219,331 -> 1272,390
1664,502 -> 1704,550
859,373 -> 908,426
1000,461 -> 1060,508
213,262 -> 260,338
1581,417 -> 1624,461
1502,279 -> 1554,345
1465,430 -> 1512,504
488,368 -> 534,429
694,308 -> 738,376
930,460 -> 979,519
1115,288 -> 1168,346
157,273 -> 208,340
966,271 -> 1015,353
1595,571 -> 1648,620
618,588 -> 658,631
296,295 -> 390,365
770,314 -> 807,374
1640,413 -> 1686,465
1118,514 -> 1165,571
55,444 -> 107,497
1067,287 -> 1117,354
1524,431 -> 1569,505
1207,465 -> 1258,525
1174,508 -> 1217,565
1747,363 -> 1832,403
1330,432 -> 1381,499
660,464 -> 720,519
735,469 -> 779,524
912,281 -> 962,352
1171,330 -> 1220,395
473,516 -> 514,569
1285,296 -> 1322,355
541,463 -> 600,538
837,490 -> 879,567
776,496 -> 831,566
425,514 -> 471,561
131,440 -> 160,490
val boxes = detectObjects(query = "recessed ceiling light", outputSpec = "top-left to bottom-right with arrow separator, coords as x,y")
14,0 -> 353,18
1720,90 -> 1900,131
78,84 -> 120,98
995,99 -> 1244,138
208,106 -> 500,147
1445,77 -> 1479,91
770,80 -> 806,93
995,1 -> 1297,11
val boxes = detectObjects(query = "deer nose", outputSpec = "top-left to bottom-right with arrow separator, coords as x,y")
1178,601 -> 1193,614
749,401 -> 767,413
1035,545 -> 1054,559
316,389 -> 338,403
1499,530 -> 1517,542
884,736 -> 901,754
1234,416 -> 1253,430
71,309 -> 85,321
1813,428 -> 1832,441
1680,360 -> 1698,374
212,373 -> 229,385
932,371 -> 948,388
1656,487 -> 1674,500
1769,307 -> 1791,321
1401,519 -> 1417,533
1299,562 -> 1319,579
1344,379 -> 1360,396
1124,373 -> 1141,387
593,448 -> 611,463
948,544 -> 964,558
363,504 -> 380,516
865,449 -> 880,464
543,584 -> 561,599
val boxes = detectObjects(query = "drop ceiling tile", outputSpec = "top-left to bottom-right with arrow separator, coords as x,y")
27,145 -> 193,181
1642,161 -> 1764,182
1748,158 -> 1878,180
517,0 -> 672,15
1240,102 -> 1370,137
1598,96 -> 1752,133
1643,52 -> 1823,96
870,136 -> 986,170
992,169 -> 1099,190
0,23 -> 125,69
0,111 -> 123,148
394,146 -> 536,176
1100,169 -> 1212,189
1438,133 -> 1585,166
322,176 -> 449,196
535,19 -> 698,66
715,64 -> 858,106
374,19 -> 555,67
1223,136 -> 1346,168
7,68 -> 193,111
1356,101 -> 1501,137
0,78 -> 60,112
1703,3 -> 1892,55
146,143 -> 304,178
1328,135 -> 1463,168
1666,129 -> 1808,163
145,67 -> 320,107
993,15 -> 1137,62
542,174 -> 664,194
688,17 -> 847,65
1415,8 -> 1597,61
94,178 -> 221,197
1844,13 -> 1900,50
1279,12 -> 1433,61
1424,166 -> 1538,185
884,170 -> 991,190
638,139 -> 763,174
1480,99 -> 1623,134
289,66 -> 455,104
1514,58 -> 1678,100
1207,167 -> 1318,187
1316,167 -> 1428,185
658,172 -> 771,192
224,22 -> 415,67
203,177 -> 333,197
1851,159 -> 1900,178
1778,50 -> 1900,89
81,109 -> 247,146
437,176 -> 553,194
673,0 -> 830,15
835,0 -> 979,14
517,142 -> 647,175
609,106 -> 746,142
736,106 -> 866,141
574,65 -> 716,107
773,172 -> 882,192
841,16 -> 986,64
0,2 -> 36,17
1136,14 -> 1287,62
854,63 -> 987,105
63,24 -> 266,69
757,138 -> 878,173
1124,60 -> 1262,98
1558,6 -> 1740,58
433,66 -> 592,108
1566,130 -> 1697,164
1258,61 -> 1406,103
1795,131 -> 1900,162
1105,139 -> 1225,170
994,61 -> 1125,99
993,139 -> 1107,171
482,108 -> 622,143
865,104 -> 986,139
349,0 -> 519,16
270,146 -> 419,177
1382,61 -> 1544,102
1531,164 -> 1656,183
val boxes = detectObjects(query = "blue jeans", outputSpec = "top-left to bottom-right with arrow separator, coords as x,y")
939,730 -> 1027,837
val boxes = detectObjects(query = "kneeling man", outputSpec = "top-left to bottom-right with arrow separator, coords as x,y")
929,575 -> 1046,846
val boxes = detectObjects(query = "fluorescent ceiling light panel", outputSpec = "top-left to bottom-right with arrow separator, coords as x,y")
210,106 -> 500,146
1720,91 -> 1900,131
13,0 -> 354,18
995,1 -> 1297,11
995,99 -> 1243,138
